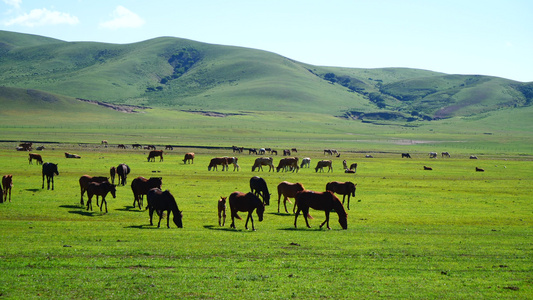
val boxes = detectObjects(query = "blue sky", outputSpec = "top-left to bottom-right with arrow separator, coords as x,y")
1,0 -> 532,82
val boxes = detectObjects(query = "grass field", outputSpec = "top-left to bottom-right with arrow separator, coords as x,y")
0,144 -> 531,299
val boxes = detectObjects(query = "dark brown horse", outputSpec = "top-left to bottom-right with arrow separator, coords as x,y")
86,181 -> 116,213
326,181 -> 357,210
42,162 -> 59,190
109,166 -> 116,185
28,153 -> 43,165
294,191 -> 347,230
147,188 -> 183,228
218,196 -> 227,226
79,175 -> 109,205
208,157 -> 228,171
147,150 -> 164,162
277,181 -> 305,213
229,192 -> 265,230
116,164 -> 130,186
250,176 -> 270,205
131,177 -> 162,209
2,175 -> 13,203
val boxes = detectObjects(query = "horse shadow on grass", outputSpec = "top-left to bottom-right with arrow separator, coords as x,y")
124,224 -> 160,230
116,206 -> 146,213
203,225 -> 245,232
59,205 -> 106,217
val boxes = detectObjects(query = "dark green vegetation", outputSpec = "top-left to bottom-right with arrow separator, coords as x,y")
0,146 -> 531,299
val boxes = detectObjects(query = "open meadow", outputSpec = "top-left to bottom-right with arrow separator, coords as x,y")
0,142 -> 531,299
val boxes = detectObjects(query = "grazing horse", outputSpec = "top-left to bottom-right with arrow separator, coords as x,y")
42,162 -> 59,190
301,157 -> 311,168
248,148 -> 258,155
147,188 -> 183,228
271,150 -> 278,155
131,177 -> 163,209
218,196 -> 227,226
283,149 -> 291,156
86,181 -> 116,213
324,149 -> 333,155
28,153 -> 43,165
109,166 -> 116,185
349,163 -> 358,172
229,192 -> 265,230
258,148 -> 266,155
326,181 -> 357,210
250,176 -> 270,205
252,157 -> 274,172
276,157 -> 299,173
165,145 -> 174,150
79,175 -> 109,205
132,144 -> 142,149
2,175 -> 13,203
225,157 -> 240,171
442,152 -> 451,158
65,152 -> 81,159
470,155 -> 478,159
117,144 -> 126,149
147,150 -> 164,162
424,166 -> 433,170
277,181 -> 305,213
116,164 -> 130,186
475,167 -> 485,172
315,160 -> 333,172
183,152 -> 195,164
208,157 -> 228,171
402,153 -> 412,158
294,191 -> 348,230
429,152 -> 438,158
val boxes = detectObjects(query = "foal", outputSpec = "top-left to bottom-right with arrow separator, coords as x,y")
218,196 -> 227,226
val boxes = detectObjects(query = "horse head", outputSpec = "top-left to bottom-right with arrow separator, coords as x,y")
173,211 -> 183,228
109,183 -> 117,198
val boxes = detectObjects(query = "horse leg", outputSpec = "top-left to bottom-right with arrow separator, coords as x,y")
284,196 -> 291,214
294,208 -> 301,228
149,207 -> 154,226
50,177 -> 54,190
230,209 -> 236,229
80,187 -> 85,206
167,210 -> 171,228
303,207 -> 311,228
42,175 -> 45,189
245,212 -> 254,230
87,195 -> 92,211
319,211 -> 331,230
347,195 -> 350,210
222,209 -> 226,226
218,210 -> 221,226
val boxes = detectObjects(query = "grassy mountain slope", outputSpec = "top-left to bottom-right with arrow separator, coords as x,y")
0,30 -> 531,122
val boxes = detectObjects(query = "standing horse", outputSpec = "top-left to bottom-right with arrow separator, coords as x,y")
218,196 -> 227,226
250,176 -> 270,205
300,157 -> 311,168
208,157 -> 228,171
147,188 -> 183,228
294,191 -> 348,230
116,164 -> 130,186
229,192 -> 265,230
402,153 -> 412,158
147,150 -> 164,162
131,177 -> 163,209
86,181 -> 116,213
183,153 -> 195,164
326,181 -> 357,210
2,175 -> 13,203
109,166 -> 116,185
28,153 -> 43,165
277,181 -> 305,213
79,175 -> 109,205
252,157 -> 274,172
42,162 -> 59,190
315,160 -> 333,172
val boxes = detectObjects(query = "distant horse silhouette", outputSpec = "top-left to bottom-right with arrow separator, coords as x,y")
294,191 -> 347,230
116,164 -> 130,186
2,175 -> 13,203
109,166 -> 116,185
250,176 -> 270,205
42,162 -> 59,190
28,153 -> 43,165
442,152 -> 451,158
131,177 -> 162,209
402,153 -> 411,158
183,152 -> 195,164
79,175 -> 109,205
147,188 -> 183,228
326,181 -> 357,210
147,150 -> 163,162
277,181 -> 305,213
424,166 -> 433,170
218,196 -> 227,226
86,181 -> 116,213
475,167 -> 485,172
229,192 -> 265,230
64,152 -> 81,159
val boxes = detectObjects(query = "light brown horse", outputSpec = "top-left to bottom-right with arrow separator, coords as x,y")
79,175 -> 109,205
229,192 -> 265,230
277,181 -> 305,213
131,177 -> 163,209
28,153 -> 43,165
86,181 -> 116,213
147,150 -> 164,162
218,196 -> 227,226
252,157 -> 274,172
183,152 -> 195,164
326,181 -> 357,210
147,188 -> 183,228
2,175 -> 13,203
294,191 -> 347,230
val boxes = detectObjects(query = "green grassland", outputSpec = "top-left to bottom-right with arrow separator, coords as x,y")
0,144 -> 531,299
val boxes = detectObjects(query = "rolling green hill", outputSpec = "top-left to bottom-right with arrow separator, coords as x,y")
1,30 -> 531,122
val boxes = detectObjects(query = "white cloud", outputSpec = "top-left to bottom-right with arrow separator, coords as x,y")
3,0 -> 21,8
4,8 -> 79,27
99,6 -> 145,29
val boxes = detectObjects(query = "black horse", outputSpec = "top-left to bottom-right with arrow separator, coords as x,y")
229,192 -> 265,230
249,176 -> 270,205
146,188 -> 183,228
116,163 -> 130,186
42,162 -> 59,190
